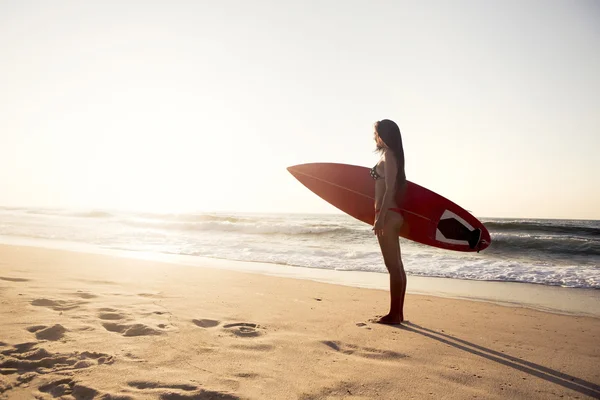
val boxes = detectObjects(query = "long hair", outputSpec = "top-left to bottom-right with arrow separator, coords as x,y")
375,119 -> 406,188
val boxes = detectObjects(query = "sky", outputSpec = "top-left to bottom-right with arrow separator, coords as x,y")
1,0 -> 598,219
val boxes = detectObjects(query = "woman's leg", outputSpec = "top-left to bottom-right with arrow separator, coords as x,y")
376,214 -> 406,324
396,239 -> 407,321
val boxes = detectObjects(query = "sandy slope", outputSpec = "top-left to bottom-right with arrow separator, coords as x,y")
1,245 -> 599,399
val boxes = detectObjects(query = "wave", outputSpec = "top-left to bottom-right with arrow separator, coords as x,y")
487,234 -> 600,259
2,208 -> 599,289
4,208 -> 257,223
73,211 -> 114,218
3,208 -> 598,262
123,218 -> 362,237
484,220 -> 600,237
114,246 -> 599,289
132,213 -> 257,224
24,209 -> 115,219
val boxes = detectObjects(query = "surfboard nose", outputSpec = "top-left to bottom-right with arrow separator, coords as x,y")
287,164 -> 308,171
287,163 -> 315,177
287,163 -> 336,175
286,165 -> 298,177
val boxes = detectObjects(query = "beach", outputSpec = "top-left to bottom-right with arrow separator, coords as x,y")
2,1 -> 599,398
1,244 -> 599,399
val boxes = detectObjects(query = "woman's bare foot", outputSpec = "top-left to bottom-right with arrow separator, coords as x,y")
375,313 -> 403,325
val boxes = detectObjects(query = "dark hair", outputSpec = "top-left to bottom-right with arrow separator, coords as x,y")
375,119 -> 406,187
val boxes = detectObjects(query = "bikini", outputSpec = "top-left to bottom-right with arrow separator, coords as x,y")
370,163 -> 403,215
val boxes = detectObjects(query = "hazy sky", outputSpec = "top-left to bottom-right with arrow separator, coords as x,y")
1,1 -> 598,219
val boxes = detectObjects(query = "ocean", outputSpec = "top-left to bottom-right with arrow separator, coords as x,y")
0,207 -> 598,289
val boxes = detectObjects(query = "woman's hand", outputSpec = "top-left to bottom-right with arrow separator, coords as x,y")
373,216 -> 385,236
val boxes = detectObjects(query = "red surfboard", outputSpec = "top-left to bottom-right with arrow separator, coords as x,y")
287,163 -> 491,252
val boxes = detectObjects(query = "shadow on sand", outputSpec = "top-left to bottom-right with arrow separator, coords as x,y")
395,322 -> 600,398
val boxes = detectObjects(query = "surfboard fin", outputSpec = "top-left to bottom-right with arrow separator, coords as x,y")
437,218 -> 484,252
469,228 -> 482,252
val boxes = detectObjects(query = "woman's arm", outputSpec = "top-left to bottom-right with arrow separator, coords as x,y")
373,149 -> 398,235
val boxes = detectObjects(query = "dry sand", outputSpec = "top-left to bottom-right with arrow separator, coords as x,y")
0,244 -> 599,399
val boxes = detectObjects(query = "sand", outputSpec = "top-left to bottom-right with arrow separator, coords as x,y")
0,244 -> 599,399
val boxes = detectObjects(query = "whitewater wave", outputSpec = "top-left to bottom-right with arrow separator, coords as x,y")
131,213 -> 257,224
22,209 -> 115,219
123,218 -> 363,236
1,207 -> 599,289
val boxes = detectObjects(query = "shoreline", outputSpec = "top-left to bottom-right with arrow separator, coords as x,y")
1,236 -> 599,318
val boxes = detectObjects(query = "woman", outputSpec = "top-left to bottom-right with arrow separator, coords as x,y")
370,119 -> 407,324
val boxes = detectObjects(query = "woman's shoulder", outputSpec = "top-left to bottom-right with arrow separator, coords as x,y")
382,148 -> 396,162
381,148 -> 392,158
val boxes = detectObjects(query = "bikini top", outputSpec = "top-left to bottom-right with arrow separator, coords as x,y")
370,163 -> 384,180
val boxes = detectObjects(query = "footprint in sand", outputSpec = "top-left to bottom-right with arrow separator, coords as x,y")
192,319 -> 220,328
98,306 -> 173,335
70,291 -> 98,299
231,343 -> 274,351
138,292 -> 163,298
0,342 -> 112,384
138,309 -> 171,318
235,372 -> 260,379
39,378 -> 99,399
222,323 -> 264,338
102,322 -> 165,337
160,390 -> 241,400
127,381 -> 240,400
77,326 -> 96,332
39,378 -> 136,399
192,319 -> 264,338
26,325 -> 46,333
98,311 -> 127,321
26,324 -> 68,341
78,279 -> 118,286
128,381 -> 198,391
31,298 -> 86,312
0,276 -> 30,282
321,340 -> 407,360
